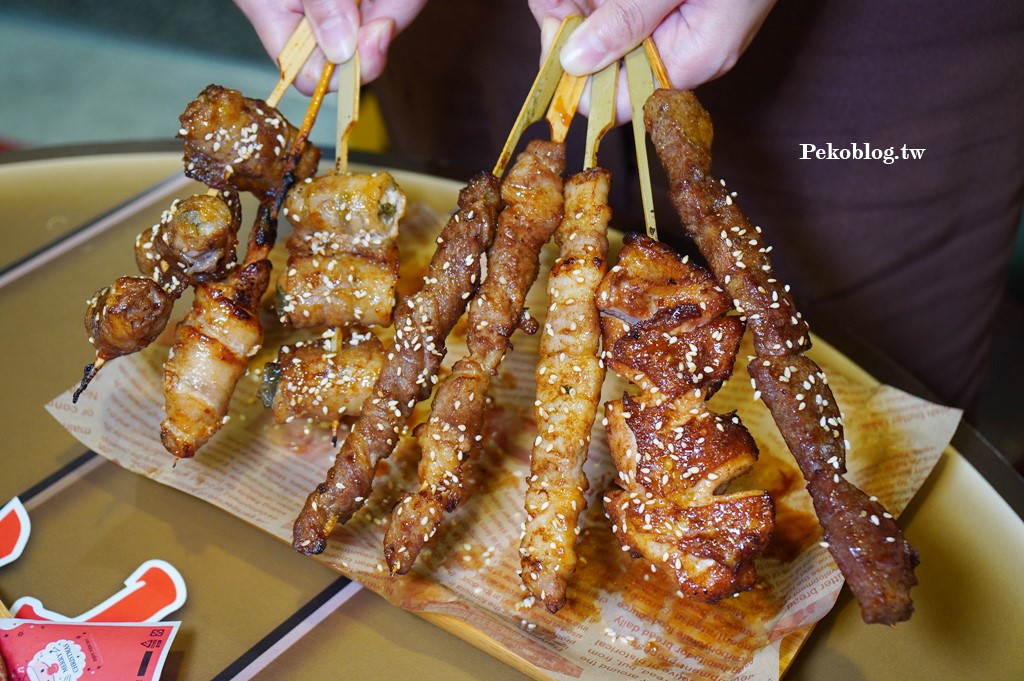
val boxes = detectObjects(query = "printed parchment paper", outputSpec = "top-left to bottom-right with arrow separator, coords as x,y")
48,198 -> 960,680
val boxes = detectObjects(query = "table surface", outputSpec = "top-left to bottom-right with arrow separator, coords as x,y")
1,144 -> 1022,681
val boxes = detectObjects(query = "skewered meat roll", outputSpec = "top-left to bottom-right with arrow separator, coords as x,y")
598,233 -> 775,602
293,172 -> 503,555
135,191 -> 242,292
161,260 -> 269,459
519,167 -> 610,613
385,139 -> 566,575
277,171 -> 405,328
178,84 -> 320,198
260,331 -> 385,425
645,88 -> 918,624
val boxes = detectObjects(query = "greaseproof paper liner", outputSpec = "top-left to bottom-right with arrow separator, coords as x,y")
47,202 -> 960,680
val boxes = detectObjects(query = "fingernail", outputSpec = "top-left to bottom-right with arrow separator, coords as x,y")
318,15 -> 357,64
560,31 -> 604,75
369,17 -> 395,55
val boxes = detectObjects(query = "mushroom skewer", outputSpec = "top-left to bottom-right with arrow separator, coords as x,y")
74,21 -> 318,401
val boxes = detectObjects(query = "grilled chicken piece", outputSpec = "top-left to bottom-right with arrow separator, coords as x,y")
277,171 -> 405,328
135,191 -> 242,292
261,331 -> 384,424
384,140 -> 566,575
293,171 -> 503,555
598,233 -> 774,601
646,87 -> 918,623
519,168 -> 610,612
178,84 -> 320,198
161,260 -> 269,459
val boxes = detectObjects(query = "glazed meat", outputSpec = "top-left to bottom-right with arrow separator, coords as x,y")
178,84 -> 320,198
646,88 -> 918,623
598,234 -> 774,601
161,260 -> 269,459
519,167 -> 610,612
277,171 -> 405,328
84,276 -> 174,361
384,139 -> 566,575
293,171 -> 503,555
261,331 -> 385,424
135,191 -> 242,291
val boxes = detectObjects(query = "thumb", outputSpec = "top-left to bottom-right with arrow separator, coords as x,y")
559,0 -> 679,75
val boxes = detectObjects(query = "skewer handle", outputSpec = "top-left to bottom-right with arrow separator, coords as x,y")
642,37 -> 673,90
583,61 -> 618,170
493,14 -> 582,177
0,597 -> 12,618
624,44 -> 658,241
545,72 -> 586,144
267,18 -> 318,107
335,52 -> 361,171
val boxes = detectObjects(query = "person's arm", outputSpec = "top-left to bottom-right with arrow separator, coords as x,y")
529,0 -> 777,122
234,0 -> 429,93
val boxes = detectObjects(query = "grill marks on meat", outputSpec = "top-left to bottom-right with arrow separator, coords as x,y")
179,84 -> 320,198
598,234 -> 774,602
292,172 -> 502,555
161,260 -> 269,458
278,172 -> 405,328
645,88 -> 918,623
384,140 -> 566,575
519,167 -> 610,613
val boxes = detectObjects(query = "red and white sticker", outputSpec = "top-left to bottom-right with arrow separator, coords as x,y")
0,497 -> 31,568
11,560 -> 186,623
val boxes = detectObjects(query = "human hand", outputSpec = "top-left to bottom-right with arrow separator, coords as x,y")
234,0 -> 428,94
529,0 -> 777,122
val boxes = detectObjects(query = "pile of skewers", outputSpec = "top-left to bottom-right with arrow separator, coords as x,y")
74,16 -> 918,626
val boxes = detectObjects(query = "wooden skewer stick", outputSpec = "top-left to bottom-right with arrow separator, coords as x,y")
583,61 -> 618,170
642,37 -> 673,90
267,18 -> 318,107
0,597 -> 12,618
335,51 -> 361,171
624,43 -> 658,241
545,71 -> 586,144
493,14 -> 583,178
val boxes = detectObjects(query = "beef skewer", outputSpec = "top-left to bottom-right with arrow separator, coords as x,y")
518,61 -> 616,613
293,15 -> 583,557
160,65 -> 333,460
644,87 -> 918,624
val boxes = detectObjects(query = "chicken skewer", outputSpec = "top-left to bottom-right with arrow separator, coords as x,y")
518,61 -> 616,613
641,62 -> 918,620
383,69 -> 584,575
292,15 -> 583,556
74,22 -> 318,400
160,64 -> 333,460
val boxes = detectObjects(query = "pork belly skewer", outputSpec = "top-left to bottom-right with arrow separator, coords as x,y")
383,67 -> 585,575
643,81 -> 918,622
518,62 -> 617,613
73,22 -> 318,400
265,47 -> 404,441
293,16 -> 583,556
160,65 -> 332,460
597,233 -> 775,600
